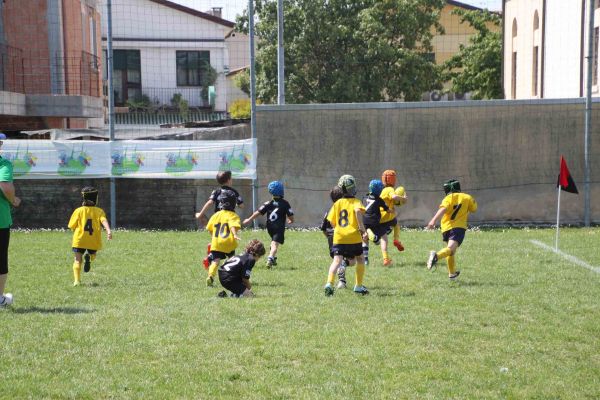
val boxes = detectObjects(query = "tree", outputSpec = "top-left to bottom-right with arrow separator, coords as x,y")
236,0 -> 445,103
233,69 -> 251,96
443,8 -> 502,100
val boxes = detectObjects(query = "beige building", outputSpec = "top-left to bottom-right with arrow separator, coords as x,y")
503,0 -> 600,99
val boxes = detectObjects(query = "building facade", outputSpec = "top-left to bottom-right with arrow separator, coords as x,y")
0,0 -> 104,131
503,0 -> 600,99
101,0 -> 235,112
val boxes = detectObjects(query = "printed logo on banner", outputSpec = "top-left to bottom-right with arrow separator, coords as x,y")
165,150 -> 198,174
58,148 -> 91,176
219,146 -> 252,173
4,146 -> 37,176
112,148 -> 144,176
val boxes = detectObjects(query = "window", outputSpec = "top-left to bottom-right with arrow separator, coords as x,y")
512,52 -> 517,99
594,27 -> 599,87
176,51 -> 210,87
532,46 -> 538,96
113,49 -> 141,106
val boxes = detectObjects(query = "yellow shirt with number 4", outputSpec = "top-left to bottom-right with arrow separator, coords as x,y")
68,206 -> 107,250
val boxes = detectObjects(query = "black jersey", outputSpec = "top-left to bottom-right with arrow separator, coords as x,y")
219,253 -> 256,280
258,197 -> 294,231
320,210 -> 334,238
363,194 -> 388,226
209,185 -> 243,212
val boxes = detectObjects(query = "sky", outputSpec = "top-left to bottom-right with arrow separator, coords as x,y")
171,0 -> 503,22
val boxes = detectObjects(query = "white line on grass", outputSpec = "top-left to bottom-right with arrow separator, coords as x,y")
530,240 -> 600,274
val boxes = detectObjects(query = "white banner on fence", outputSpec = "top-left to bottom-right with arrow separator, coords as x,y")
1,139 -> 256,179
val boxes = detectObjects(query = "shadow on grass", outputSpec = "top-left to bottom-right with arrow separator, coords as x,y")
11,306 -> 95,314
370,288 -> 417,297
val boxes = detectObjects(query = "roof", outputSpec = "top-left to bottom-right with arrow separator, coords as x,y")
446,0 -> 483,11
226,66 -> 249,77
148,0 -> 235,28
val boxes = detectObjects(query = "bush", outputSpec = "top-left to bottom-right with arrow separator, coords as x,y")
228,98 -> 251,119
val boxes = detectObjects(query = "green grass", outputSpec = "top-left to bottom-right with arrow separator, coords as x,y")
1,228 -> 600,399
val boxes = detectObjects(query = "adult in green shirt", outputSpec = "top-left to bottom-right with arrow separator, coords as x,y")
0,133 -> 20,308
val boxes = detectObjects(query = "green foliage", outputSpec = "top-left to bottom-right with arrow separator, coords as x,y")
126,94 -> 152,111
200,63 -> 218,104
2,229 -> 600,398
228,98 -> 251,119
170,93 -> 189,120
236,0 -> 445,103
233,69 -> 251,96
443,8 -> 502,99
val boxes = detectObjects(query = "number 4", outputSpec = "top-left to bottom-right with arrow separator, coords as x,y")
84,219 -> 94,235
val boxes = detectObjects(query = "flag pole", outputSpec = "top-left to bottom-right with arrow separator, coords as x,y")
555,185 -> 561,251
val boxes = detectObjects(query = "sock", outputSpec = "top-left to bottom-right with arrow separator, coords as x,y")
393,225 -> 400,241
73,261 -> 82,283
382,250 -> 389,260
436,247 -> 452,260
327,272 -> 336,285
355,263 -> 365,286
362,245 -> 369,264
447,255 -> 456,275
208,261 -> 219,278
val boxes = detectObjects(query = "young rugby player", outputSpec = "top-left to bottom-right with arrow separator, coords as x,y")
217,239 -> 266,298
379,170 -> 407,266
324,175 -> 369,296
242,181 -> 294,268
195,170 -> 244,268
68,187 -> 112,286
320,186 -> 348,289
426,179 -> 477,279
363,179 -> 390,257
205,190 -> 242,286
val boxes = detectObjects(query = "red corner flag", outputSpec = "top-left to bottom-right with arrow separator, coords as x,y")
557,156 -> 578,194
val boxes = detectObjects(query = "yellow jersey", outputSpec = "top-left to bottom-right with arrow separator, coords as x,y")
439,192 -> 477,232
68,206 -> 107,250
327,197 -> 365,245
379,186 -> 396,223
207,210 -> 241,253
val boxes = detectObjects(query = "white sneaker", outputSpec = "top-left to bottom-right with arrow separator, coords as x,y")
336,280 -> 347,289
0,293 -> 13,308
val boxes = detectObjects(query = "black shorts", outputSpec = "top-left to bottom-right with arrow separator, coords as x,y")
210,250 -> 234,261
381,218 -> 398,231
0,228 -> 9,275
267,225 -> 285,244
218,271 -> 246,296
331,243 -> 363,259
72,248 -> 97,255
442,228 -> 466,246
365,222 -> 389,239
326,235 -> 334,258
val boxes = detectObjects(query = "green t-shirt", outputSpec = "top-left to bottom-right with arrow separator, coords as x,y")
0,157 -> 14,228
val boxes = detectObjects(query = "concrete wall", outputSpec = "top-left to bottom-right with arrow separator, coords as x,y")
255,99 -> 600,227
9,99 -> 600,229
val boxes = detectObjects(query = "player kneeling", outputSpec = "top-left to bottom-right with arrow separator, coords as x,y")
217,239 -> 266,298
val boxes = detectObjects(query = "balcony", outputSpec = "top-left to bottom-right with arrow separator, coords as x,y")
0,46 -> 103,120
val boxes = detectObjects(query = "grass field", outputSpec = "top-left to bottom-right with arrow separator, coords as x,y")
1,228 -> 599,399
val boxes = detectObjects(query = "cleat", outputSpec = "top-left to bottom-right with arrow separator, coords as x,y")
217,290 -> 228,298
272,257 -> 278,266
324,284 -> 334,297
0,293 -> 13,307
206,276 -> 214,287
449,271 -> 461,280
427,251 -> 438,271
383,258 -> 392,267
73,281 -> 80,287
336,280 -> 347,289
83,253 -> 91,273
266,257 -> 275,269
353,285 -> 369,295
393,239 -> 405,252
